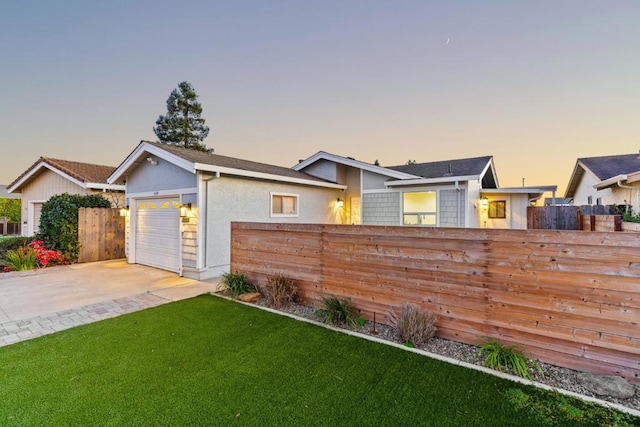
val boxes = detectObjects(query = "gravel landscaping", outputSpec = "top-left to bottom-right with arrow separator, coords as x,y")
255,298 -> 639,413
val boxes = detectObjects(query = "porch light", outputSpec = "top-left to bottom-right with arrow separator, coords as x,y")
480,197 -> 489,208
336,198 -> 344,208
180,203 -> 192,218
119,206 -> 129,217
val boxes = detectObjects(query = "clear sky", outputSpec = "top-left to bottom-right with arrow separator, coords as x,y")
1,1 -> 639,194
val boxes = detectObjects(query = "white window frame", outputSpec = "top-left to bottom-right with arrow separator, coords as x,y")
402,190 -> 437,226
270,192 -> 299,218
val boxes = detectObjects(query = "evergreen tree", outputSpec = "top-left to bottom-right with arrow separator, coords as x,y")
153,81 -> 212,152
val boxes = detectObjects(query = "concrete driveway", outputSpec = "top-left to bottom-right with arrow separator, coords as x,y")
0,259 -> 220,324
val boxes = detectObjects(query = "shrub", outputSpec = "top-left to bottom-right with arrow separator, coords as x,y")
478,340 -> 543,380
0,236 -> 32,261
3,247 -> 39,271
37,193 -> 111,260
315,296 -> 365,328
221,271 -> 256,298
2,240 -> 66,272
389,303 -> 438,347
265,274 -> 298,308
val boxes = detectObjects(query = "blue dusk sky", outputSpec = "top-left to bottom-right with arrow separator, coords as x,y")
1,1 -> 639,194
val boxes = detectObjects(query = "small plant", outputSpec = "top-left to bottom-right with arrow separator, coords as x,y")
388,303 -> 438,347
221,271 -> 256,298
478,340 -> 543,380
3,247 -> 39,271
265,273 -> 298,309
315,296 -> 365,328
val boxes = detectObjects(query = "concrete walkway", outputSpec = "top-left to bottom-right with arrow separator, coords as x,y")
0,259 -> 220,347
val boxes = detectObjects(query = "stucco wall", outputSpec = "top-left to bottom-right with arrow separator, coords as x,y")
362,170 -> 390,191
573,172 -> 639,207
205,176 -> 343,275
301,160 -> 337,182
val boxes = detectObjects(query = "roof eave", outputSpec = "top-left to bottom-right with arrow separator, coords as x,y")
386,174 -> 481,187
594,174 -> 628,190
294,151 -> 418,180
8,162 -> 88,192
195,163 -> 346,189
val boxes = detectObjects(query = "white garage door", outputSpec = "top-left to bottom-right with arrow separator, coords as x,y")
135,197 -> 181,273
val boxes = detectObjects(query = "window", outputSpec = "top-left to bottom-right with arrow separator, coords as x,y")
587,196 -> 593,205
403,191 -> 436,226
271,193 -> 299,217
488,200 -> 506,219
596,197 -> 602,206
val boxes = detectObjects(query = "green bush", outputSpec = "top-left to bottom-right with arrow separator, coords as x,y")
478,340 -> 543,380
37,193 -> 110,260
0,236 -> 32,262
315,296 -> 365,328
0,198 -> 21,223
265,274 -> 298,308
4,247 -> 39,271
389,303 -> 438,347
221,271 -> 256,298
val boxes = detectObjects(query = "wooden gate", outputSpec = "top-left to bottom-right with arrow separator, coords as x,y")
77,208 -> 125,263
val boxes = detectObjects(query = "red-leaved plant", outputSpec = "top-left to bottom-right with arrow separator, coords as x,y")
28,240 -> 67,267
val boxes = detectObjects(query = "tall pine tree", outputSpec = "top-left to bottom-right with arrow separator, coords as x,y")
153,81 -> 212,152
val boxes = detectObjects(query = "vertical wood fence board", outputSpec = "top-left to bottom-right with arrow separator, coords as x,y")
78,208 -> 125,263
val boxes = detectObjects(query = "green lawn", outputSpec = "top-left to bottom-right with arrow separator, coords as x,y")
0,295 -> 636,426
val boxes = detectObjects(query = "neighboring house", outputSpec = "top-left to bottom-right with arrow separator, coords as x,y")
295,152 -> 557,230
0,185 -> 21,200
565,152 -> 640,208
107,141 -> 345,280
7,157 -> 125,236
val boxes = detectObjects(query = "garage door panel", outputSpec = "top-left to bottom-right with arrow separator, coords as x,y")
135,197 -> 180,273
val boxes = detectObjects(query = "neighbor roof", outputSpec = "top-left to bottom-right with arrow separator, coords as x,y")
7,157 -> 123,193
565,153 -> 640,197
109,141 -> 346,189
386,155 -> 498,188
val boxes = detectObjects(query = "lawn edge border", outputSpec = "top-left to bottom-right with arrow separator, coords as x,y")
212,292 -> 640,419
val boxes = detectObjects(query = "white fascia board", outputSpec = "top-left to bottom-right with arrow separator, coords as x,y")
86,183 -> 126,191
594,174 -> 628,189
9,162 -> 88,192
293,151 -> 417,180
126,187 -> 198,199
194,163 -> 347,189
483,185 -> 558,194
480,157 -> 499,188
385,175 -> 480,187
108,142 -> 196,184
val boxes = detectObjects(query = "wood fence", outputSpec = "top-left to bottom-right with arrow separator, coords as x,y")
231,222 -> 640,383
579,214 -> 622,232
0,217 -> 20,235
527,206 -> 579,230
77,208 -> 125,263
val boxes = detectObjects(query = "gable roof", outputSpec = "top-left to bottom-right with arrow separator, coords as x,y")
7,157 -> 124,193
109,141 -> 346,189
293,151 -> 418,180
386,155 -> 498,188
565,153 -> 640,197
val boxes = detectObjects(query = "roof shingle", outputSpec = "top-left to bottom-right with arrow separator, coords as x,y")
579,153 -> 640,180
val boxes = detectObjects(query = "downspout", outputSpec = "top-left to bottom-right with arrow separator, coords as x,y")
455,180 -> 461,227
616,180 -> 635,209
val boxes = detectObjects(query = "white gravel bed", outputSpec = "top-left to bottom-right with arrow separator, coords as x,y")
254,298 -> 639,413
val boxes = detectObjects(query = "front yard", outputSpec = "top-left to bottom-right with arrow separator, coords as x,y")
0,295 -> 636,426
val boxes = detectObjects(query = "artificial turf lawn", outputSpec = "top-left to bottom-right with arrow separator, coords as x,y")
0,295 -> 636,426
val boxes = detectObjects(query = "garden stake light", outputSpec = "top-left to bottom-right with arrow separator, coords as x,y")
371,312 -> 378,335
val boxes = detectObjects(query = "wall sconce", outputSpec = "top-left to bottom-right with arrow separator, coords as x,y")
119,206 -> 129,217
480,197 -> 489,208
336,198 -> 344,208
180,203 -> 192,218
146,156 -> 158,165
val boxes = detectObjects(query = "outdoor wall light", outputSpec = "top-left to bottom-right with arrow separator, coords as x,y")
119,206 -> 129,217
146,156 -> 158,165
480,197 -> 489,208
336,198 -> 345,208
180,203 -> 192,218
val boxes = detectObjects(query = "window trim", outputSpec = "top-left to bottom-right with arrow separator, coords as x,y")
402,190 -> 437,226
488,200 -> 507,219
270,192 -> 299,218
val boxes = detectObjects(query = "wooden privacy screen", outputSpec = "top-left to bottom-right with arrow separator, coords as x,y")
231,222 -> 640,383
77,208 -> 125,263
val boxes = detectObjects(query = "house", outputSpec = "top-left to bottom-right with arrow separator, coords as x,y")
294,151 -> 557,230
110,143 -> 557,278
7,157 -> 125,236
565,152 -> 640,208
107,141 -> 346,280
